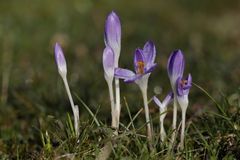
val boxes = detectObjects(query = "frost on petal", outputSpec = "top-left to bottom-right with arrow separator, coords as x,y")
54,43 -> 67,77
103,46 -> 115,81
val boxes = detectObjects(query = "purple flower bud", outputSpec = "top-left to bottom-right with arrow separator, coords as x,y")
104,11 -> 121,62
167,50 -> 185,89
154,92 -> 173,111
103,46 -> 115,82
54,43 -> 67,77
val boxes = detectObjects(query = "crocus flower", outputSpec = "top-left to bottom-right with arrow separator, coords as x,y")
154,92 -> 173,141
167,50 -> 185,91
177,73 -> 192,149
167,49 -> 185,144
167,49 -> 192,149
104,11 -> 122,129
54,43 -> 80,137
102,46 -> 118,128
103,46 -> 115,83
115,41 -> 157,85
115,41 -> 156,142
104,11 -> 121,63
55,43 -> 67,78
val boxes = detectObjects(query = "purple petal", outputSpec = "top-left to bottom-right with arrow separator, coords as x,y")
143,41 -> 156,65
162,92 -> 174,106
114,68 -> 135,80
104,11 -> 121,57
167,50 -> 185,85
124,74 -> 142,83
134,49 -> 145,73
103,46 -> 115,79
54,43 -> 67,76
153,96 -> 162,108
144,63 -> 157,74
176,74 -> 192,96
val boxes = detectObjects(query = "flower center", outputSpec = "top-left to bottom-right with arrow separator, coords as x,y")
180,80 -> 188,87
137,61 -> 145,74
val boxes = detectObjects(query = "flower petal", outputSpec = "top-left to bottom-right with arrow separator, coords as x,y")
114,68 -> 135,80
134,49 -> 145,73
153,96 -> 163,108
124,74 -> 142,83
103,46 -> 115,81
167,50 -> 185,86
144,63 -> 157,74
54,43 -> 67,77
162,92 -> 174,107
104,11 -> 121,58
143,41 -> 156,65
176,74 -> 192,96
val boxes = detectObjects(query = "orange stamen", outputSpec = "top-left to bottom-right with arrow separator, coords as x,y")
137,61 -> 145,74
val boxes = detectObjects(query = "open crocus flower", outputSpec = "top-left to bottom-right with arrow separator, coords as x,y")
177,73 -> 192,149
115,41 -> 157,84
115,41 -> 156,142
154,92 -> 173,141
177,74 -> 192,108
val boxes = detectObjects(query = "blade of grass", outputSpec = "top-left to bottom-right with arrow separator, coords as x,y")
75,94 -> 100,127
124,97 -> 135,130
192,82 -> 226,116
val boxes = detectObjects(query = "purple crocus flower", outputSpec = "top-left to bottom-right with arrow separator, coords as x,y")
154,92 -> 174,112
154,92 -> 173,141
167,49 -> 192,149
114,41 -> 157,84
176,74 -> 192,107
54,43 -> 67,77
103,46 -> 115,83
167,50 -> 185,91
104,11 -> 121,64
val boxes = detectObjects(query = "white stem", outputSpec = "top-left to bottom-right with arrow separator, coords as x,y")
140,84 -> 152,142
107,80 -> 116,128
62,76 -> 79,137
180,108 -> 186,149
171,96 -> 178,144
160,116 -> 166,141
114,77 -> 120,129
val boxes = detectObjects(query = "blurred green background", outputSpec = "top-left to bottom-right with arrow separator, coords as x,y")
0,0 -> 240,156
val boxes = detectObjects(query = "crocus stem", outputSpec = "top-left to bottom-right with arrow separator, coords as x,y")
170,96 -> 177,144
107,80 -> 116,128
140,85 -> 152,142
160,116 -> 166,141
114,77 -> 120,129
180,108 -> 186,149
62,76 -> 79,137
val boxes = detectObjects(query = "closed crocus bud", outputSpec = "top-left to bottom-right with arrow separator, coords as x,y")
54,43 -> 67,78
167,50 -> 185,90
103,46 -> 115,83
104,11 -> 121,63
